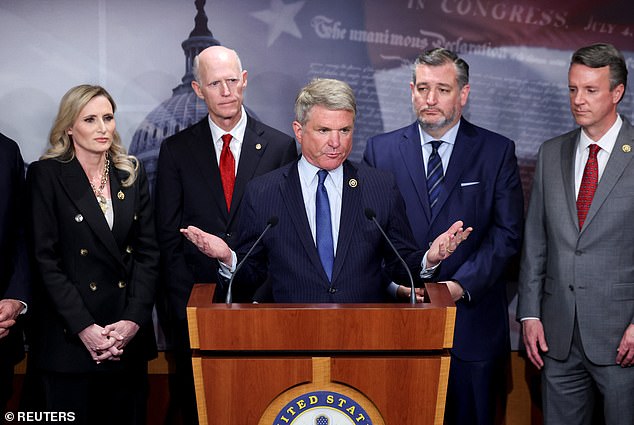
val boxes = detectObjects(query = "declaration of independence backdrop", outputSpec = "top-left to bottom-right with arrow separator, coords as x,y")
1,0 -> 632,349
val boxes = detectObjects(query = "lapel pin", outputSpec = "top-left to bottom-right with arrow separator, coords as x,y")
348,178 -> 357,188
255,143 -> 262,150
622,144 -> 631,153
117,190 -> 125,200
74,214 -> 83,223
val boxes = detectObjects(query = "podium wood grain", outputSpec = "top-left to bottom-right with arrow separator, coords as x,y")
187,283 -> 456,424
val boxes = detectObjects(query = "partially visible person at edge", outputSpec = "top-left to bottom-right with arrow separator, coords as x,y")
518,43 -> 634,425
25,85 -> 159,425
0,132 -> 30,417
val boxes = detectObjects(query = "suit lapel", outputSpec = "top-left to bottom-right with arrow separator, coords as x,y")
434,119 -> 477,220
560,131 -> 580,230
582,119 -> 634,232
281,160 -> 331,284
187,118 -> 229,220
59,158 -> 122,266
109,167 -> 134,250
399,123 -> 431,222
331,161 -> 360,283
231,116 -> 266,226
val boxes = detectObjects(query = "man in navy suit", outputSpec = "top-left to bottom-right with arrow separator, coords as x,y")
364,48 -> 524,425
182,78 -> 471,303
0,132 -> 29,416
155,46 -> 297,424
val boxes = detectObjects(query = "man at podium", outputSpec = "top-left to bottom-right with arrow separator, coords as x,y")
182,78 -> 471,303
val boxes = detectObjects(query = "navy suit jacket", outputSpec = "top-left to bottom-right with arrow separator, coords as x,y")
232,159 -> 426,303
156,115 -> 297,318
364,118 -> 524,360
0,133 -> 29,366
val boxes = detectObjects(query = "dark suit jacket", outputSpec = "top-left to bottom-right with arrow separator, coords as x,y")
364,118 -> 524,361
232,159 -> 426,302
0,133 -> 29,366
518,116 -> 634,365
156,115 -> 297,318
26,157 -> 159,373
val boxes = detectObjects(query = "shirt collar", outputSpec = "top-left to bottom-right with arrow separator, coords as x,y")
298,156 -> 344,189
208,105 -> 247,145
418,120 -> 460,146
578,114 -> 622,156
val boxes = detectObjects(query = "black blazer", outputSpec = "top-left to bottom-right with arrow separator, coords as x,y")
155,115 -> 297,318
0,133 -> 29,366
26,157 -> 159,373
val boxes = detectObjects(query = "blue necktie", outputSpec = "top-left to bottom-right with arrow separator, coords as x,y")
427,140 -> 444,214
316,169 -> 334,281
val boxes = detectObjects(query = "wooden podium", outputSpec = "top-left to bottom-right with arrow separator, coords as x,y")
187,283 -> 456,425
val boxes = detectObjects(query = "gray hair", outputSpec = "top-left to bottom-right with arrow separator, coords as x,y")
294,78 -> 357,125
413,48 -> 469,89
571,43 -> 627,100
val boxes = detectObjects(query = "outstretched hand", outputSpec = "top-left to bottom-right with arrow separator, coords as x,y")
181,225 -> 233,265
426,220 -> 473,267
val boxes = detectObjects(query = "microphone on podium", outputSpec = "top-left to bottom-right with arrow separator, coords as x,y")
364,208 -> 417,305
225,216 -> 279,305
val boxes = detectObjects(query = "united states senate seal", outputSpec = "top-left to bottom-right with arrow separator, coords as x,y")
272,391 -> 373,425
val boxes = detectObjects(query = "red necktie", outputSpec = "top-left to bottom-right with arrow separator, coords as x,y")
576,144 -> 600,229
219,134 -> 235,211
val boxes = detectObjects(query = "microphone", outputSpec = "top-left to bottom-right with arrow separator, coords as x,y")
225,216 -> 279,304
364,208 -> 417,305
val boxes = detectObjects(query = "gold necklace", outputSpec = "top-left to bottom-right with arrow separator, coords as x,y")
90,155 -> 110,214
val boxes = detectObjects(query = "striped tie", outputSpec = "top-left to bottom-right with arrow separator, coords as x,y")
427,140 -> 444,214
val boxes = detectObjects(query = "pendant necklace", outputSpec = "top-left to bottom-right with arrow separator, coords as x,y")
90,155 -> 110,214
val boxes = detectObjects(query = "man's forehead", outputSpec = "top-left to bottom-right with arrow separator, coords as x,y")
415,64 -> 456,83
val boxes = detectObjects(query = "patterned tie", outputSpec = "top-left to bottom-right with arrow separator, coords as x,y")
427,140 -> 444,214
577,144 -> 600,229
219,134 -> 235,211
316,169 -> 334,281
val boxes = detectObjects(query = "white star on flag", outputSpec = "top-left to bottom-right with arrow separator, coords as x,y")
251,0 -> 305,47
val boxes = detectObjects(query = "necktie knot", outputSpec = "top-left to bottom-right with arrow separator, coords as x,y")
318,169 -> 328,185
588,143 -> 600,158
221,133 -> 232,148
430,140 -> 443,152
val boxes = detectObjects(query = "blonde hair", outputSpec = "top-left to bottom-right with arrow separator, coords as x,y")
43,84 -> 138,186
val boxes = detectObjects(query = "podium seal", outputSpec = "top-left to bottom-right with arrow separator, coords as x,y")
272,391 -> 374,425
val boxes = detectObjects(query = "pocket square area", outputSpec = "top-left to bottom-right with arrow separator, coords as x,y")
461,181 -> 480,187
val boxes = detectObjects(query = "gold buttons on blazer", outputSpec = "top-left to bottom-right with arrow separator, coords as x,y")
118,280 -> 127,289
125,246 -> 133,254
89,282 -> 98,291
79,249 -> 88,256
117,190 -> 125,200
